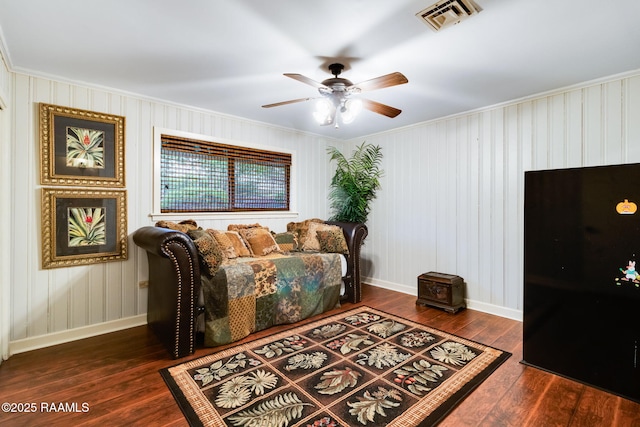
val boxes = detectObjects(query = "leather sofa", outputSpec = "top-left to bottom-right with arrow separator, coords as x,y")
133,221 -> 368,358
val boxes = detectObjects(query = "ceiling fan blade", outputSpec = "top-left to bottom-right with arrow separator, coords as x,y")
353,72 -> 408,92
284,73 -> 327,89
361,99 -> 402,118
262,97 -> 315,108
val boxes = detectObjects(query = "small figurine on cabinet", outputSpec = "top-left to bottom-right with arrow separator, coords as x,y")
617,260 -> 640,287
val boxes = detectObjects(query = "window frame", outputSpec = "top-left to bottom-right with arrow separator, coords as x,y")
151,128 -> 297,221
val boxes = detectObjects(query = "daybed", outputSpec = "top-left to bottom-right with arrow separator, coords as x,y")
133,220 -> 368,358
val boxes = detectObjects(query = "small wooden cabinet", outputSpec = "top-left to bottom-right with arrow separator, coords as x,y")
416,272 -> 466,313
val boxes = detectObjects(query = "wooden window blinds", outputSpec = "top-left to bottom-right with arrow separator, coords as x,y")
160,135 -> 291,213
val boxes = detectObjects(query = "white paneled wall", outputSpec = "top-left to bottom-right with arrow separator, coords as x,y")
5,59 -> 640,352
0,52 -> 12,362
355,72 -> 640,320
7,72 -> 343,352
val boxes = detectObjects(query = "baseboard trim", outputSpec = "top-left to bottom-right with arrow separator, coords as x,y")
7,280 -> 523,357
8,314 -> 147,356
365,277 -> 417,296
363,277 -> 523,322
465,299 -> 523,322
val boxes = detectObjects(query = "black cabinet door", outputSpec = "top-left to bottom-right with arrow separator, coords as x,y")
523,163 -> 640,403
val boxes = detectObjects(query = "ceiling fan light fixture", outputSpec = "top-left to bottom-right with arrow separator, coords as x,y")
341,99 -> 363,124
313,98 -> 335,125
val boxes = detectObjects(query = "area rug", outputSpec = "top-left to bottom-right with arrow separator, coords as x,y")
161,306 -> 511,426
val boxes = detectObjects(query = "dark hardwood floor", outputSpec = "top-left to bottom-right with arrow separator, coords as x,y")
0,284 -> 638,426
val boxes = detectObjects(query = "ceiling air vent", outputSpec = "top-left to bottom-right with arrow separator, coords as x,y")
416,0 -> 480,31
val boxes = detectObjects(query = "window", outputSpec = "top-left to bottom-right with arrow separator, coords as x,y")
158,133 -> 291,213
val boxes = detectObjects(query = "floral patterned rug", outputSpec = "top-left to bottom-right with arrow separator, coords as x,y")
160,306 -> 510,426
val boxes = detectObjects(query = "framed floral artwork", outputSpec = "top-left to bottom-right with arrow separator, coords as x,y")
41,188 -> 128,268
39,103 -> 125,187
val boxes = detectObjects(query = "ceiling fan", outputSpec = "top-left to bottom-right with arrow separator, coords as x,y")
262,63 -> 408,127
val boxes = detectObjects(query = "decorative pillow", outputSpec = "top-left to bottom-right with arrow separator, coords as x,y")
227,223 -> 266,232
286,218 -> 324,247
155,219 -> 199,233
316,229 -> 349,254
238,228 -> 281,257
224,231 -> 252,257
302,222 -> 343,252
209,229 -> 237,259
272,232 -> 298,252
187,229 -> 224,276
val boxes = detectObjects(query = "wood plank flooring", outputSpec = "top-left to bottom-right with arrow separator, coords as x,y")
0,284 -> 638,426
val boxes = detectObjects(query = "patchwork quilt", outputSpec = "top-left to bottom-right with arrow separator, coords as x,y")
201,252 -> 343,346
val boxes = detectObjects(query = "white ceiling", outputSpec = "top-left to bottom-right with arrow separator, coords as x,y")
1,0 -> 639,140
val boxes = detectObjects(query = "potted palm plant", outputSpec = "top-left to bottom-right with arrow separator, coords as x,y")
327,142 -> 383,224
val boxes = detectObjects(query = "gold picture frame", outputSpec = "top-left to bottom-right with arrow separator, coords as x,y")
41,188 -> 128,269
39,103 -> 125,187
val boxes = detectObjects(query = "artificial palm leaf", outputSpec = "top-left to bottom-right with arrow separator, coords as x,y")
327,142 -> 383,224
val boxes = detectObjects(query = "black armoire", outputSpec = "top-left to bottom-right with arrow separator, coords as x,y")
523,163 -> 640,403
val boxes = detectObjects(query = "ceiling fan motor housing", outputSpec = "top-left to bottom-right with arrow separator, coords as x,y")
321,64 -> 355,93
319,79 -> 354,96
